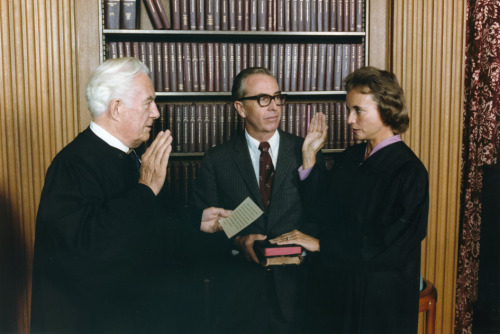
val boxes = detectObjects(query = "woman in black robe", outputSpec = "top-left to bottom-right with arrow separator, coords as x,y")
270,66 -> 429,334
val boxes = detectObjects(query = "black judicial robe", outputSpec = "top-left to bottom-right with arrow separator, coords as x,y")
303,141 -> 429,334
31,128 -> 182,333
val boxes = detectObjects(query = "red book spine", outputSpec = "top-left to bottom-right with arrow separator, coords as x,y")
171,0 -> 181,29
143,0 -> 163,29
191,43 -> 200,92
121,0 -> 137,29
183,43 -> 192,92
153,0 -> 171,29
105,0 -> 120,29
162,43 -> 171,92
168,43 -> 178,91
258,245 -> 302,257
198,43 -> 207,92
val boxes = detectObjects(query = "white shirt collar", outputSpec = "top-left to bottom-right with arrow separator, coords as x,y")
245,130 -> 280,183
89,121 -> 129,153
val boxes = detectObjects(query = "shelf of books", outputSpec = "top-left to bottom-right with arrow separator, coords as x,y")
100,0 -> 368,207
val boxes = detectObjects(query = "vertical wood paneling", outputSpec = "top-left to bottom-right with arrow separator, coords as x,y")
0,0 -> 79,332
392,1 -> 466,333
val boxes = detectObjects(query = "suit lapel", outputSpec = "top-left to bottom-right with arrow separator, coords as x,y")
231,135 -> 264,208
272,131 -> 296,196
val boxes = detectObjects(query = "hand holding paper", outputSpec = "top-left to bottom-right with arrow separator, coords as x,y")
218,197 -> 263,238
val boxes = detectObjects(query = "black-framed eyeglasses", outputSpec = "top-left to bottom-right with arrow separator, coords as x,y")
238,94 -> 287,107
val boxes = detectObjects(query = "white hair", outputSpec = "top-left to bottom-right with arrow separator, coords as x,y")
85,57 -> 150,118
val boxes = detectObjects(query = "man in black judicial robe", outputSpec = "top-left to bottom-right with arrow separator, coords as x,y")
31,57 -> 229,334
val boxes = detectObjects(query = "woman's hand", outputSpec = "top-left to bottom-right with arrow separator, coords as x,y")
302,113 -> 327,169
269,229 -> 320,252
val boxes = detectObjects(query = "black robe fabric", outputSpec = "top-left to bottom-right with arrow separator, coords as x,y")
303,141 -> 429,334
31,128 -> 189,333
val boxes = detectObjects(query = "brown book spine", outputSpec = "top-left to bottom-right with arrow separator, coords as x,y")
235,43 -> 243,77
214,0 -> 221,30
210,104 -> 218,147
105,0 -> 121,29
191,43 -> 200,92
325,43 -> 334,90
221,0 -> 229,30
317,43 -> 327,90
304,0 -> 311,31
349,0 -> 355,31
242,43 -> 248,72
189,104 -> 196,152
280,104 -> 287,131
183,43 -> 192,91
343,0 -> 349,32
310,43 -> 318,90
304,43 -> 312,90
195,104 -> 204,152
203,104 -> 211,150
180,0 -> 189,29
248,43 -> 256,68
139,42 -> 147,65
329,0 -> 336,31
342,102 -> 348,148
206,43 -> 215,91
290,43 -> 299,91
333,43 -> 342,90
334,101 -> 341,148
198,43 -> 207,91
297,43 -> 306,91
154,42 -> 163,91
132,42 -> 140,58
285,0 -> 291,31
176,42 -> 185,91
267,0 -> 274,31
182,104 -> 190,151
160,44 -> 168,91
277,0 -> 285,31
229,0 -> 237,30
283,44 -> 292,91
117,42 -> 125,58
108,42 -> 118,59
123,41 -> 132,57
336,0 -> 343,31
277,44 -> 285,89
168,43 -> 178,91
350,43 -> 356,74
355,0 -> 363,31
328,102 -> 335,149
287,103 -> 295,134
205,0 -> 214,30
299,103 -> 307,137
168,104 -> 175,132
225,103 -> 233,141
250,0 -> 258,31
311,0 -> 317,31
197,0 -> 205,29
295,103 -> 301,136
146,42 -> 155,82
171,0 -> 181,29
228,43 -> 235,90
244,0 -> 250,30
143,0 -> 163,29
317,0 -> 324,31
291,0 -> 298,31
298,0 -> 304,31
236,0 -> 244,30
256,43 -> 263,67
270,44 -> 278,78
214,43 -> 221,91
263,43 -> 270,69
153,0 -> 171,29
220,43 -> 229,91
189,0 -> 197,30
356,43 -> 364,69
218,104 -> 225,145
341,43 -> 350,89
174,105 -> 183,152
121,0 -> 137,29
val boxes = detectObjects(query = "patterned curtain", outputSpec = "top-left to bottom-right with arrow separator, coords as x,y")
455,1 -> 500,333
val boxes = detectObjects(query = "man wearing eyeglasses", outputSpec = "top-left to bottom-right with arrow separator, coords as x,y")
190,67 -> 323,334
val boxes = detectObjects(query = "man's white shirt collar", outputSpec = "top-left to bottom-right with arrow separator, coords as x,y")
245,130 -> 280,183
90,121 -> 129,153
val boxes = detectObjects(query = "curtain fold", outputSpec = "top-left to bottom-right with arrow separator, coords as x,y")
455,1 -> 500,332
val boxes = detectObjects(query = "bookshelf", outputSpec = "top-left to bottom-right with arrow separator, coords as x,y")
99,0 -> 369,206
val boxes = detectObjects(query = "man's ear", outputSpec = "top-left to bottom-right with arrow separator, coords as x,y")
234,101 -> 246,118
108,99 -> 121,121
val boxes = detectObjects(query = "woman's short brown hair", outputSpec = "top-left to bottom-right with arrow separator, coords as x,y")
344,66 -> 409,134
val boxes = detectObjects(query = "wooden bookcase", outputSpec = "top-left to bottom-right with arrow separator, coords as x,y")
98,0 -> 369,206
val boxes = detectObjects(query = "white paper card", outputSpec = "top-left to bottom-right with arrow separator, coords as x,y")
219,197 -> 263,239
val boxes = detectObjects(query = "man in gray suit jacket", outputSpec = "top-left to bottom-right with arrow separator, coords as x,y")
190,68 -> 322,334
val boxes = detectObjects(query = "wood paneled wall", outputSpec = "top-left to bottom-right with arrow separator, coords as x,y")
0,0 -> 97,332
391,1 -> 466,333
